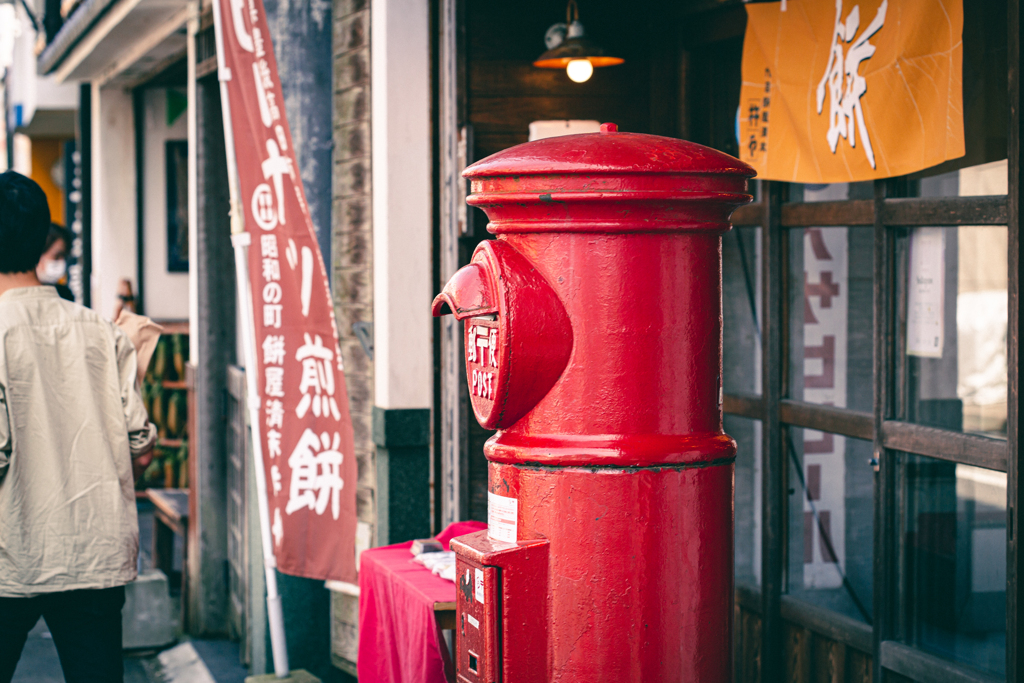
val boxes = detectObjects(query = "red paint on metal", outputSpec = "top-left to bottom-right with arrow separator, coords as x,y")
431,262 -> 497,319
434,125 -> 754,682
491,463 -> 733,681
455,559 -> 501,683
453,532 -> 550,683
433,240 -> 574,430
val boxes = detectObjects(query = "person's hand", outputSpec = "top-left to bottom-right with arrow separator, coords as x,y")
133,448 -> 154,483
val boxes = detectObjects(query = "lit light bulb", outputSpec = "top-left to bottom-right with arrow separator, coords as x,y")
566,59 -> 593,83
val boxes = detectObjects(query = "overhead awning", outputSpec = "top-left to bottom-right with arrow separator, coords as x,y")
38,0 -> 187,86
16,109 -> 77,137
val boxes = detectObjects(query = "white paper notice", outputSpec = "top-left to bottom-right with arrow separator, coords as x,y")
474,568 -> 484,603
487,492 -> 518,543
907,227 -> 946,358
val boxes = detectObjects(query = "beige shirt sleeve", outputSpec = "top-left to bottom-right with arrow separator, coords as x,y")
114,310 -> 164,385
114,326 -> 157,457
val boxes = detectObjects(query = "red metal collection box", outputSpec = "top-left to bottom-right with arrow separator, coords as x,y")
434,123 -> 755,682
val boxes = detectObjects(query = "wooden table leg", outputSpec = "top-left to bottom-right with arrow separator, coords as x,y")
154,515 -> 174,578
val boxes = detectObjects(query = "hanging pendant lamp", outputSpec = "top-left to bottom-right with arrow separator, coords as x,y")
533,0 -> 624,83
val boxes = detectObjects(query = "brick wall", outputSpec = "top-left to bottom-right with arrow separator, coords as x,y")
332,0 -> 374,538
331,0 -> 372,673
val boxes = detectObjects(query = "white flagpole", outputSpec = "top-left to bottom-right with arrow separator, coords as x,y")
210,0 -> 290,676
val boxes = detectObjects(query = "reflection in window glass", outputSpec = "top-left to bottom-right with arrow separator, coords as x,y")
788,219 -> 875,413
903,161 -> 1007,437
916,158 -> 1007,198
904,225 -> 1008,436
723,222 -> 761,588
902,218 -> 1007,438
788,181 -> 873,204
728,415 -> 761,588
904,455 -> 1006,676
723,227 -> 761,396
786,428 -> 873,624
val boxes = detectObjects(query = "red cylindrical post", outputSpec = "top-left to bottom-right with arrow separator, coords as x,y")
434,123 -> 754,682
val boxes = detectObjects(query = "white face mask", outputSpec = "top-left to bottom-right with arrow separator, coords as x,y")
39,259 -> 66,284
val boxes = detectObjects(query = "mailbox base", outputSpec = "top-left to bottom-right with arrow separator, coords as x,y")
488,459 -> 734,683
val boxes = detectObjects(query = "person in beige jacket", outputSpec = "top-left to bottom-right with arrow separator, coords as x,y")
0,171 -> 156,683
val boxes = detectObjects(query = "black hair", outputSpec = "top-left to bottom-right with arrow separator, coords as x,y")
0,171 -> 51,274
44,223 -> 74,254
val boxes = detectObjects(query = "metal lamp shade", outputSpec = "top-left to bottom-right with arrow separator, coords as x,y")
533,36 -> 624,69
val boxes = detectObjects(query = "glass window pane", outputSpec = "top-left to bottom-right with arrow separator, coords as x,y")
723,227 -> 761,395
728,415 -> 761,588
788,181 -> 874,203
915,160 -> 1008,198
786,428 -> 874,623
787,219 -> 875,412
903,455 -> 1006,677
900,219 -> 1008,438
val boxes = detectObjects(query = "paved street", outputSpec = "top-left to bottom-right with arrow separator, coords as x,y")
7,505 -> 249,683
11,619 -> 158,683
10,622 -> 247,683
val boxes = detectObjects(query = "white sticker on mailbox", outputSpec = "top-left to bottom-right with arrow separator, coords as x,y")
467,614 -> 480,629
474,568 -> 484,604
488,492 -> 518,543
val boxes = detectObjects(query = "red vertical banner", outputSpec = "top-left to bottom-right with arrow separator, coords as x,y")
215,0 -> 357,582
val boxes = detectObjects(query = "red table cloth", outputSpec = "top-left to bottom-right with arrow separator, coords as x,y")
357,521 -> 486,683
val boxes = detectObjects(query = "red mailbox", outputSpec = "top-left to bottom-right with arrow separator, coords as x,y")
433,123 -> 755,682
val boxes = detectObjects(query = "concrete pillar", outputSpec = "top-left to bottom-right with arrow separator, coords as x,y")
90,83 -> 136,319
370,0 -> 432,543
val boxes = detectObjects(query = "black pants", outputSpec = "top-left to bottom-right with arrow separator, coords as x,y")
0,586 -> 125,683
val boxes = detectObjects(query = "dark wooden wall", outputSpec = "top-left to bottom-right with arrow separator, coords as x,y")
459,0 -> 681,521
453,5 -> 877,680
679,5 -> 745,157
465,0 -> 680,160
736,600 -> 875,683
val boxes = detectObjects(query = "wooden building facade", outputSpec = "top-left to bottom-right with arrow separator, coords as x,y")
435,1 -> 1022,681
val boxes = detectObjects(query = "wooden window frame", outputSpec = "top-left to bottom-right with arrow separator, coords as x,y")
725,2 -> 1022,679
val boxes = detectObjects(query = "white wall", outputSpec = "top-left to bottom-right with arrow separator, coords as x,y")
8,5 -> 76,127
8,6 -> 36,125
371,0 -> 432,409
142,88 -> 189,321
91,83 -> 137,320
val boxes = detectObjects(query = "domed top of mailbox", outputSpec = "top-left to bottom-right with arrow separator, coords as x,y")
463,123 -> 755,234
464,123 -> 756,179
